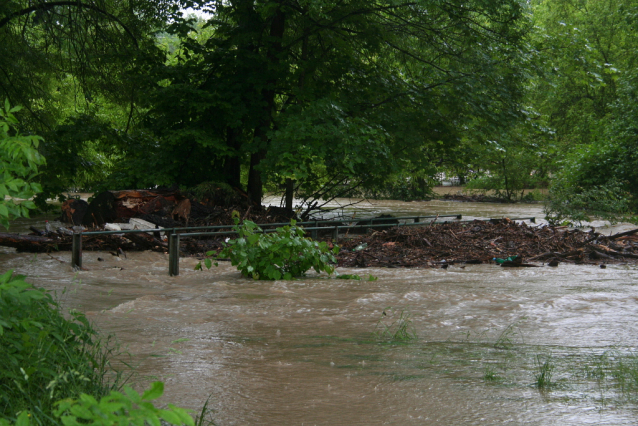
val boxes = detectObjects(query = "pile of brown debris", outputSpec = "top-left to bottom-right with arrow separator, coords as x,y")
3,188 -> 638,269
337,219 -> 638,268
0,188 -> 296,253
59,189 -> 295,228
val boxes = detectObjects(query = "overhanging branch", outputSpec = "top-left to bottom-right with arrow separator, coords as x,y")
0,1 -> 138,47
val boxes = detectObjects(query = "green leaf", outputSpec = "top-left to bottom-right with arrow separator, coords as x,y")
15,411 -> 30,426
159,409 -> 183,425
142,381 -> 164,401
166,405 -> 194,426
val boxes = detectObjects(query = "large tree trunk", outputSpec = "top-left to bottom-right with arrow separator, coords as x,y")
285,178 -> 294,212
246,6 -> 286,206
247,150 -> 265,205
224,127 -> 242,189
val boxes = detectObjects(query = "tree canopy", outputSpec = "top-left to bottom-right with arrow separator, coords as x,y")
2,0 -> 637,222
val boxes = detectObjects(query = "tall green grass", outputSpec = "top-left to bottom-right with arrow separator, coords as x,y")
0,270 -> 125,425
534,353 -> 555,389
373,308 -> 417,343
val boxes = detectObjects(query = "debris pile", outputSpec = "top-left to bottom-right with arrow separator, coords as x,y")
0,188 -> 297,253
337,220 -> 638,268
4,196 -> 638,269
441,193 -> 507,203
60,189 -> 296,228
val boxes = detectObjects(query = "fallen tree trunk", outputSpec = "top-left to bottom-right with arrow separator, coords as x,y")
0,233 -> 71,252
0,231 -> 166,253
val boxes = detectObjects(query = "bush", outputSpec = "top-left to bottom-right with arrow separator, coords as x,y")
0,100 -> 46,229
53,381 -> 194,426
544,177 -> 632,226
0,271 -> 119,425
197,215 -> 339,280
0,382 -> 194,426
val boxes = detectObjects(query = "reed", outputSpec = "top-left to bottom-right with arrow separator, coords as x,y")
534,353 -> 555,389
373,308 -> 417,343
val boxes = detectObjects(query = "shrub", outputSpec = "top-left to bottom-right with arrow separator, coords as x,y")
0,100 -> 46,229
0,271 -> 119,425
197,215 -> 339,280
0,382 -> 194,426
544,177 -> 632,226
53,381 -> 194,426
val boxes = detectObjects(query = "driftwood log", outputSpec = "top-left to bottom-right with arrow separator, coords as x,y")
0,231 -> 166,253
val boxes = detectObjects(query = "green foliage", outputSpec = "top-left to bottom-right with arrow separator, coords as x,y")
0,271 -> 120,425
135,0 -> 530,205
534,353 -> 555,389
346,172 -> 437,202
544,177 -> 631,226
373,308 -> 417,343
0,383 -> 195,426
2,0 -> 533,205
0,0 -> 160,198
335,274 -> 378,281
465,155 -> 549,203
185,182 -> 242,207
527,0 -> 638,219
53,382 -> 194,426
0,100 -> 45,229
529,0 -> 636,148
198,214 -> 339,280
460,114 -> 555,202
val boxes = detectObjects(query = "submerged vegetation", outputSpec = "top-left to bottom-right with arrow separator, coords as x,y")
373,308 -> 418,343
197,214 -> 339,280
534,353 -> 555,389
363,318 -> 638,405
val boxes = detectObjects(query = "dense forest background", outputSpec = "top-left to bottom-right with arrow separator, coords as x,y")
1,0 -> 637,223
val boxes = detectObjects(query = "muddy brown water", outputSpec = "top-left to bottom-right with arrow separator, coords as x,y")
3,199 -> 638,425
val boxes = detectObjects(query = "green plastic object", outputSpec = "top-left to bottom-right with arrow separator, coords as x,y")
493,255 -> 518,264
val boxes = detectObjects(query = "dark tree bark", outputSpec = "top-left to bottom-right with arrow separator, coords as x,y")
223,127 -> 242,189
246,5 -> 286,206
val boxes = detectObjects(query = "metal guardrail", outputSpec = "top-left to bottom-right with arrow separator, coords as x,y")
69,214 -> 536,276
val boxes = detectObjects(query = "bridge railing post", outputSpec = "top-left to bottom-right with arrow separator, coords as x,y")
72,232 -> 82,269
169,233 -> 180,276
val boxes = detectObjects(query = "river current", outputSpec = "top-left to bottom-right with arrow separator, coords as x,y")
2,198 -> 638,425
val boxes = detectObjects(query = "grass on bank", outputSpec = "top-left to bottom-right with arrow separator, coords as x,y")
0,270 -> 204,426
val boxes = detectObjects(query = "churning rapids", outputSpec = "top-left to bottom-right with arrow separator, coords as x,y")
3,198 -> 638,425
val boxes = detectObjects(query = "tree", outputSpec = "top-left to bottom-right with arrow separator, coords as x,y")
0,0 -> 172,204
120,0 -> 531,211
1,0 -> 532,211
0,100 -> 45,229
529,0 -> 638,220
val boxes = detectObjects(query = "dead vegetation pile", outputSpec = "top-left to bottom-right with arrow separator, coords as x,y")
336,220 -> 638,268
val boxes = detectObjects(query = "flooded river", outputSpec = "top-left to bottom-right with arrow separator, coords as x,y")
2,199 -> 638,425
